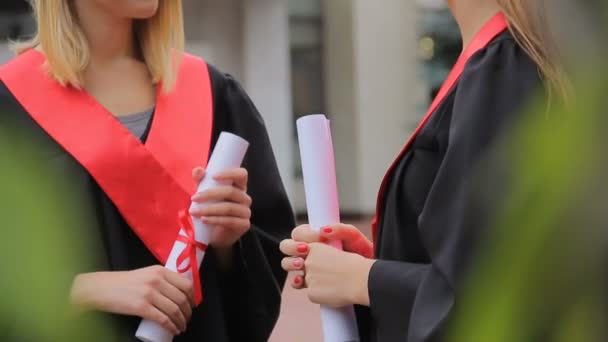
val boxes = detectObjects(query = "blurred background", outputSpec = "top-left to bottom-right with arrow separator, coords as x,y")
0,0 -> 458,216
2,0 -> 606,341
0,1 -> 459,340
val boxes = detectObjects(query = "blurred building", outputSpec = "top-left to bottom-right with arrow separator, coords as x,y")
0,0 -> 459,216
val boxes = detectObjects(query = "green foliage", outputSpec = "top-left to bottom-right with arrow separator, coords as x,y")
0,127 -> 110,341
447,33 -> 608,342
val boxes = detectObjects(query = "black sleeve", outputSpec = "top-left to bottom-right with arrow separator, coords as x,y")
368,38 -> 543,341
207,65 -> 296,342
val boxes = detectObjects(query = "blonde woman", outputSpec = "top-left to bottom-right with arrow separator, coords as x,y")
280,0 -> 565,341
0,1 -> 294,341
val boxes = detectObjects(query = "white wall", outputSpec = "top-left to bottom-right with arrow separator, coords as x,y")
183,0 -> 244,81
322,0 -> 360,213
242,0 -> 294,198
353,0 -> 421,211
323,0 -> 422,214
0,13 -> 36,64
183,0 -> 296,203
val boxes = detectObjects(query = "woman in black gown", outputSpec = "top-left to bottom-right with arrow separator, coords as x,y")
0,1 -> 294,341
280,0 -> 567,341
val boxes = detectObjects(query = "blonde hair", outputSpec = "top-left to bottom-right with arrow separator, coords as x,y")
13,0 -> 184,92
498,0 -> 571,102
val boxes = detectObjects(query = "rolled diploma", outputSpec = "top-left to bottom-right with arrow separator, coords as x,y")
135,132 -> 250,342
296,114 -> 360,342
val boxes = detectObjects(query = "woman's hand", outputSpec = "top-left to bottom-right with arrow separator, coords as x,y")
280,240 -> 375,307
189,167 -> 252,249
285,224 -> 373,258
279,224 -> 375,306
70,266 -> 195,335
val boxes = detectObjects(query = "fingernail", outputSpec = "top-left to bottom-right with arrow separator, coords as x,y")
293,258 -> 303,268
296,243 -> 309,253
322,227 -> 333,234
293,275 -> 302,285
320,236 -> 328,243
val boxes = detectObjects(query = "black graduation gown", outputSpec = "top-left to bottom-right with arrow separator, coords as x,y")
0,64 -> 295,342
356,32 -> 543,342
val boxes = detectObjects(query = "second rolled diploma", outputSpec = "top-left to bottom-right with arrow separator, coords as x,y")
297,114 -> 360,342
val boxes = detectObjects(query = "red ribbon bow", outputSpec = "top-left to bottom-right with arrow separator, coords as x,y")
176,210 -> 207,305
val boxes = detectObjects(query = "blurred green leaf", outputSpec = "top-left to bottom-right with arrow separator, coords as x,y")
448,29 -> 608,342
0,122 -> 110,341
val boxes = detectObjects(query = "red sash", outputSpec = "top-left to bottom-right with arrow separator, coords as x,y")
371,12 -> 508,243
0,50 -> 214,264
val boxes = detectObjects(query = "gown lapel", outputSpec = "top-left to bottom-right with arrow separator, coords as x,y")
372,12 -> 509,244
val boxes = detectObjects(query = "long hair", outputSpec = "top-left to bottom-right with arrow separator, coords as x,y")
498,0 -> 571,101
13,0 -> 184,92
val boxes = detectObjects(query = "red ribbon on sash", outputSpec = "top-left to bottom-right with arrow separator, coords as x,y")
176,210 -> 207,305
0,50 -> 214,275
371,12 -> 509,243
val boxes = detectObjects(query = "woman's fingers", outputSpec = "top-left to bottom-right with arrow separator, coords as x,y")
291,224 -> 322,243
320,224 -> 374,258
191,186 -> 252,207
201,216 -> 250,231
291,274 -> 306,289
213,168 -> 248,191
162,270 -> 195,307
320,224 -> 361,240
141,304 -> 181,335
191,167 -> 248,193
159,281 -> 193,322
281,257 -> 305,272
150,291 -> 187,333
189,202 -> 251,219
279,239 -> 310,257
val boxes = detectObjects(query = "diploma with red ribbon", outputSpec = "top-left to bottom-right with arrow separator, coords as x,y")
136,132 -> 250,342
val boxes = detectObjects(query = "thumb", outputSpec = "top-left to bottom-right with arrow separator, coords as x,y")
321,224 -> 373,258
321,224 -> 361,242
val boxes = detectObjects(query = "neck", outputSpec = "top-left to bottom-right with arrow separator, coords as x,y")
74,2 -> 137,65
449,0 -> 503,50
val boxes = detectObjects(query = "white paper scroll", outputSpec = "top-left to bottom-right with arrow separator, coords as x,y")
135,132 -> 250,342
297,114 -> 360,342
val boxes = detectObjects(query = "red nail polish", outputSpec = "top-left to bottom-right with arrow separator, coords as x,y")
293,276 -> 302,285
296,243 -> 309,253
322,227 -> 333,234
293,258 -> 303,268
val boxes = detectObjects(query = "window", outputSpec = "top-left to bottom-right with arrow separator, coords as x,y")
289,0 -> 325,177
0,1 -> 34,64
417,1 -> 460,103
0,0 -> 33,39
289,0 -> 325,120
